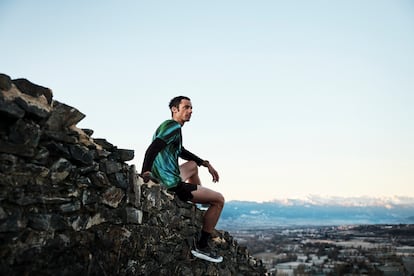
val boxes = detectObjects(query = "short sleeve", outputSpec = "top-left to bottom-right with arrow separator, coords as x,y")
154,120 -> 181,144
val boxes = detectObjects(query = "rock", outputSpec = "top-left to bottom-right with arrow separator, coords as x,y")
0,93 -> 25,119
0,73 -> 12,91
45,101 -> 85,131
3,84 -> 52,119
12,78 -> 53,104
9,119 -> 41,147
0,74 -> 267,276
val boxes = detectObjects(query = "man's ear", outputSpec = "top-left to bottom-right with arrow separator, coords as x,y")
171,106 -> 178,113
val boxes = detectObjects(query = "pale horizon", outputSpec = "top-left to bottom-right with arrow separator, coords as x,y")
2,1 -> 413,202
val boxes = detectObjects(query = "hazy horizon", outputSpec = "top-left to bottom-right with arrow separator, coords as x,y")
226,194 -> 414,205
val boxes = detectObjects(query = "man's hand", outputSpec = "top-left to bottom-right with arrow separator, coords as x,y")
203,161 -> 219,183
141,171 -> 152,183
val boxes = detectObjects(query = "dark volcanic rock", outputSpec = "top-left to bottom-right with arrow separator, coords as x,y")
0,73 -> 12,91
12,78 -> 53,104
0,74 -> 266,276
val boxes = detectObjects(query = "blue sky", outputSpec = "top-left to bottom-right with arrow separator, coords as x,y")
2,0 -> 413,202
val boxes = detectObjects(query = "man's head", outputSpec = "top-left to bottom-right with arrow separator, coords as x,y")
169,96 -> 192,125
169,96 -> 190,110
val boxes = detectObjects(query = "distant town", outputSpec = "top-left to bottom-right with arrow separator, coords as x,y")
230,224 -> 414,275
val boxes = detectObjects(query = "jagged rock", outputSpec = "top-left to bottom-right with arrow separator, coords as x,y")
88,171 -> 111,187
0,93 -> 25,119
112,148 -> 135,162
0,153 -> 19,173
68,144 -> 94,165
0,73 -> 12,91
12,78 -> 53,104
109,172 -> 129,189
27,213 -> 67,231
14,93 -> 51,118
101,186 -> 124,208
44,141 -> 71,159
49,158 -> 72,184
9,118 -> 41,146
43,129 -> 78,144
2,84 -> 52,119
45,100 -> 85,131
100,159 -> 122,174
59,200 -> 82,213
0,140 -> 36,157
0,75 -> 267,276
93,138 -> 115,150
81,128 -> 94,136
124,207 -> 143,224
32,146 -> 50,165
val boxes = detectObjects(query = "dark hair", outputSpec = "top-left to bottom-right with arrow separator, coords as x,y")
169,96 -> 190,109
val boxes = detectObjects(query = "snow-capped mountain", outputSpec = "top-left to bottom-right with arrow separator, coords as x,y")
269,195 -> 414,208
218,196 -> 414,230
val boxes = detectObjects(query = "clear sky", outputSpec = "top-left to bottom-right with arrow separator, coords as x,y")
2,0 -> 413,202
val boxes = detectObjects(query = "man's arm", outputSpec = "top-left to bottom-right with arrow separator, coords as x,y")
180,147 -> 205,166
141,138 -> 166,182
180,147 -> 219,182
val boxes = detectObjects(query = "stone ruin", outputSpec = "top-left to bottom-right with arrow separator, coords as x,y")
0,73 -> 266,275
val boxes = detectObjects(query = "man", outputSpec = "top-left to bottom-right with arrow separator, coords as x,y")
141,96 -> 225,263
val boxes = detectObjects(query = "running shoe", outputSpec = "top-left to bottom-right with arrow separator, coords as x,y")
191,245 -> 223,263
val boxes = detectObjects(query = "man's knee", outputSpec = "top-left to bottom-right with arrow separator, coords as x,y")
180,161 -> 199,182
216,192 -> 225,208
188,160 -> 198,172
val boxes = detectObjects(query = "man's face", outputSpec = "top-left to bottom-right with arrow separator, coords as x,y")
173,99 -> 192,124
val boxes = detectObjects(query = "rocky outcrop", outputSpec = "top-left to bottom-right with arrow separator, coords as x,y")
0,74 -> 266,275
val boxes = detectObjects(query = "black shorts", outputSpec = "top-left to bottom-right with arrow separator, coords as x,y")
168,182 -> 197,202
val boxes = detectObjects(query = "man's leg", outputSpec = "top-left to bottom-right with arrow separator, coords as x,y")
180,161 -> 225,251
180,161 -> 201,185
180,161 -> 225,232
191,186 -> 225,235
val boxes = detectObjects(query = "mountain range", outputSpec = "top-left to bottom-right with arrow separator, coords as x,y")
217,195 -> 414,230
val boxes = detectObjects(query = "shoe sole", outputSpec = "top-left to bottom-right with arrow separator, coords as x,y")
191,250 -> 223,263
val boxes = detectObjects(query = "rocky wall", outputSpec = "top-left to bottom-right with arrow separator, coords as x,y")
0,73 -> 266,275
